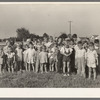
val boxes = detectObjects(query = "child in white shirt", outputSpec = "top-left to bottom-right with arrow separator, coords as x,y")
75,41 -> 86,77
23,44 -> 29,71
60,40 -> 72,76
6,46 -> 15,73
35,46 -> 41,73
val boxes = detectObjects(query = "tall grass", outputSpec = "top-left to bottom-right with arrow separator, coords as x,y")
0,72 -> 100,88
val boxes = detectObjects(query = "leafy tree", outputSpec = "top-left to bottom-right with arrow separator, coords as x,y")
43,33 -> 49,39
16,27 -> 30,41
0,39 -> 2,42
59,32 -> 68,39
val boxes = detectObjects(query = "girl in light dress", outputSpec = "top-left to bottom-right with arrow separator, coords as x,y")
35,46 -> 41,73
26,42 -> 36,72
86,42 -> 98,80
75,41 -> 86,77
39,45 -> 48,73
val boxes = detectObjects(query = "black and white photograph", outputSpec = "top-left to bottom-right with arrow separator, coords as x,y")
0,2 -> 100,89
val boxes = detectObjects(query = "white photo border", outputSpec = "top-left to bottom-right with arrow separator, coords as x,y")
0,2 -> 100,98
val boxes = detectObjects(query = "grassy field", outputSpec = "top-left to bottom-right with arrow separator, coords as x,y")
0,71 -> 100,88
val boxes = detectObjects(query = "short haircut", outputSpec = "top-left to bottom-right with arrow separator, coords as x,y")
89,42 -> 94,46
70,38 -> 74,42
77,41 -> 82,45
42,45 -> 46,50
29,42 -> 33,45
8,46 -> 13,51
94,39 -> 99,44
72,34 -> 77,38
83,41 -> 88,44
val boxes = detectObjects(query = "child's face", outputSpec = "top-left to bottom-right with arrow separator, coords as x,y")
78,43 -> 82,49
29,44 -> 33,49
83,43 -> 88,47
25,46 -> 28,50
37,41 -> 41,45
34,40 -> 37,44
8,48 -> 12,52
58,38 -> 62,44
70,41 -> 74,46
38,47 -> 41,52
89,45 -> 94,51
17,45 -> 21,49
65,41 -> 69,48
73,37 -> 77,41
7,42 -> 10,46
94,43 -> 99,47
42,47 -> 46,52
53,43 -> 56,47
49,38 -> 53,42
44,37 -> 48,42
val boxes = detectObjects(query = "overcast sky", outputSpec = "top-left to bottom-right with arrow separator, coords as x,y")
0,4 -> 100,39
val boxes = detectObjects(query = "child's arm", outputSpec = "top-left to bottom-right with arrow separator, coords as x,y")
34,51 -> 37,62
75,50 -> 78,59
13,53 -> 16,64
65,48 -> 73,57
84,50 -> 87,65
1,51 -> 4,58
60,48 -> 68,56
96,58 -> 98,66
96,54 -> 98,66
95,51 -> 98,66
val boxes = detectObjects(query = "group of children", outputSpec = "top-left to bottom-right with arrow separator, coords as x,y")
0,34 -> 100,80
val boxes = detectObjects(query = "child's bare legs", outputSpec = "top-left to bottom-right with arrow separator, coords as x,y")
25,62 -> 28,71
8,67 -> 11,73
44,63 -> 47,73
63,62 -> 66,74
93,68 -> 96,80
2,68 -> 4,74
19,61 -> 22,72
51,64 -> 54,72
49,64 -> 52,71
8,63 -> 11,73
67,62 -> 70,76
40,63 -> 43,73
35,61 -> 39,73
55,61 -> 58,72
11,65 -> 14,73
28,63 -> 31,72
81,63 -> 85,78
49,60 -> 52,71
32,63 -> 35,72
88,67 -> 92,79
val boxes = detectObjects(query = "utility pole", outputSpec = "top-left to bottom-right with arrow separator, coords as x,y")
68,21 -> 72,34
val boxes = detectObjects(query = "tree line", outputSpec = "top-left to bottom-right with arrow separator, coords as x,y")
0,27 -> 70,43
